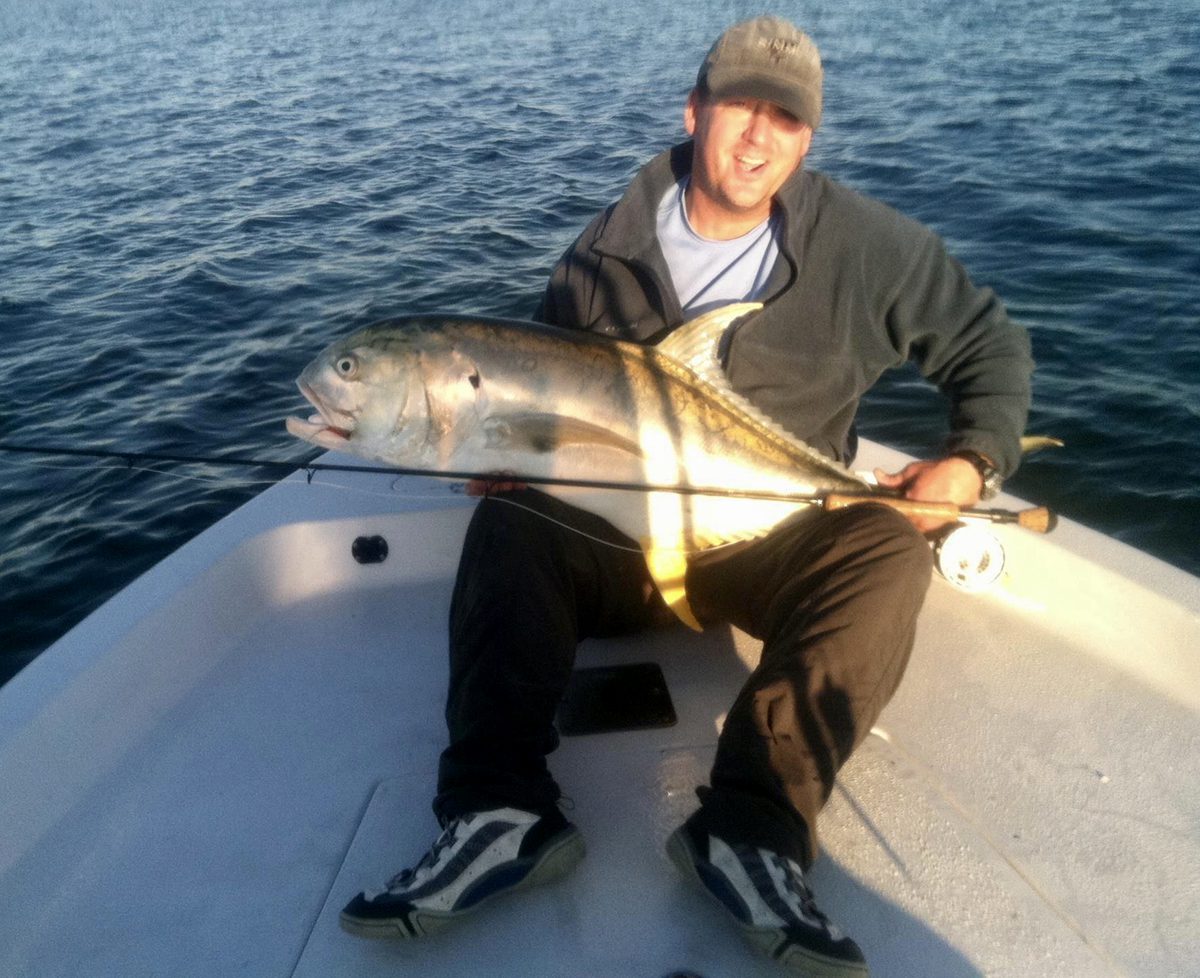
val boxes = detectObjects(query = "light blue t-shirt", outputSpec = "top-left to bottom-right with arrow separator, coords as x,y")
655,177 -> 781,317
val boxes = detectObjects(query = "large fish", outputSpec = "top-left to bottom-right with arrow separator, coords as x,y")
286,303 -> 870,627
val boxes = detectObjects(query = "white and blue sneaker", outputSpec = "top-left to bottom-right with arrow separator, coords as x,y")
341,806 -> 584,938
667,823 -> 868,977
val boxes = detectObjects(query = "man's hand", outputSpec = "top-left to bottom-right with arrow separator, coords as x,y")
873,457 -> 984,533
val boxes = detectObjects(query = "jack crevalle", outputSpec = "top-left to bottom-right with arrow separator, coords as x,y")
286,303 -> 870,627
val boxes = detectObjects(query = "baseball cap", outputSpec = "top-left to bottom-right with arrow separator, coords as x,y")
696,16 -> 823,130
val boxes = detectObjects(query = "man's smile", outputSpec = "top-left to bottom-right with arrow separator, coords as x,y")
735,154 -> 767,173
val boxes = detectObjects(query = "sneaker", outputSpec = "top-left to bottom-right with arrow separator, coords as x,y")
340,806 -> 584,938
667,824 -> 868,977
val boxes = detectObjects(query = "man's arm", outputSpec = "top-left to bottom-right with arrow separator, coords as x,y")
876,224 -> 1034,528
886,230 -> 1034,477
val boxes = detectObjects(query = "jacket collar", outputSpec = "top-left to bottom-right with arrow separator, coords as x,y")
591,142 -> 691,264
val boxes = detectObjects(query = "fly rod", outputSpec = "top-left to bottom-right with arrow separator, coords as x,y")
0,441 -> 1056,532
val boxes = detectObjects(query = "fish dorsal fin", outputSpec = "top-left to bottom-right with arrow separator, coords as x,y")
482,412 -> 643,457
654,303 -> 867,487
654,302 -> 763,387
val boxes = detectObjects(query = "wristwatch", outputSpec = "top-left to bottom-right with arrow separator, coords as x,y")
952,450 -> 1003,500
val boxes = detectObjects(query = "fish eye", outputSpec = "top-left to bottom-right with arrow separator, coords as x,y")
335,354 -> 359,379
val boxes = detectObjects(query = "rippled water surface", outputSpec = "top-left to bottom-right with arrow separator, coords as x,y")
2,0 -> 1198,685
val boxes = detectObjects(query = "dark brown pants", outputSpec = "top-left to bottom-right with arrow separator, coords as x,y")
435,490 -> 932,868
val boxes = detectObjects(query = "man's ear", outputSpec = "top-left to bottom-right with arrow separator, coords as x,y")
797,124 -> 814,158
684,88 -> 700,136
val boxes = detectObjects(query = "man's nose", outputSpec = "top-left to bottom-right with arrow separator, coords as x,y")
743,107 -> 771,143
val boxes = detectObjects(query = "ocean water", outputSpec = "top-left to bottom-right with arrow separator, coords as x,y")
1,0 -> 1197,686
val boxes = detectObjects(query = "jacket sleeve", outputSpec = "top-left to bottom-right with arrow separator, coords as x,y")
533,209 -> 613,329
883,227 -> 1034,477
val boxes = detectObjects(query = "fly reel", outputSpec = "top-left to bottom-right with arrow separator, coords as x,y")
934,523 -> 1006,592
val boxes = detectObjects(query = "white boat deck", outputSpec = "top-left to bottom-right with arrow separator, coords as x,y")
2,444 -> 1198,978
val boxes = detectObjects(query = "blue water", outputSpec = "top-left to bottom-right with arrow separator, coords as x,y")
2,0 -> 1197,686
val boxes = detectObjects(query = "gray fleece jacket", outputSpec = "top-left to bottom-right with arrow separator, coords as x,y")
537,142 -> 1033,476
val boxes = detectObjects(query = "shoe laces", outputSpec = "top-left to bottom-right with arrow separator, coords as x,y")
385,816 -> 468,892
763,850 -> 844,939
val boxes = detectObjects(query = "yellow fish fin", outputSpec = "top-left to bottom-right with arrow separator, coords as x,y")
654,301 -> 763,381
1020,434 -> 1064,456
641,543 -> 703,632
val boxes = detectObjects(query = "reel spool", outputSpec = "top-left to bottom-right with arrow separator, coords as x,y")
934,523 -> 1006,592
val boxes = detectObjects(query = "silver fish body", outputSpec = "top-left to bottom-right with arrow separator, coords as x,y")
286,303 -> 868,626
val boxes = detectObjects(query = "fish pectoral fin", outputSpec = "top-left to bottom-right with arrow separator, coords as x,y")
482,413 -> 643,457
642,544 -> 703,632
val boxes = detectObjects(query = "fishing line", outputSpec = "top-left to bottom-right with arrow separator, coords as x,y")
121,462 -> 280,492
7,448 -> 441,505
476,493 -> 645,554
4,451 -> 284,495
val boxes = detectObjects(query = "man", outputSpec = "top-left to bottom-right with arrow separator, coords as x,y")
340,15 -> 1032,976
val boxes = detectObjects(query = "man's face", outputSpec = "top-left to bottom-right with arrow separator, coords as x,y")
683,90 -> 813,239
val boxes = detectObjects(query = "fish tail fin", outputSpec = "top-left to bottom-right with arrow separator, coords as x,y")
1020,434 -> 1064,456
642,544 -> 703,632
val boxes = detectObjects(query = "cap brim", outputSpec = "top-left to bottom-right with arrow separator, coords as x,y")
705,69 -> 821,130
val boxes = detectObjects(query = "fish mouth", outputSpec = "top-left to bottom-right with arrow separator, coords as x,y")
285,382 -> 356,447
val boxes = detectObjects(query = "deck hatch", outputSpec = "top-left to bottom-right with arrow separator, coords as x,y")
557,662 -> 677,736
